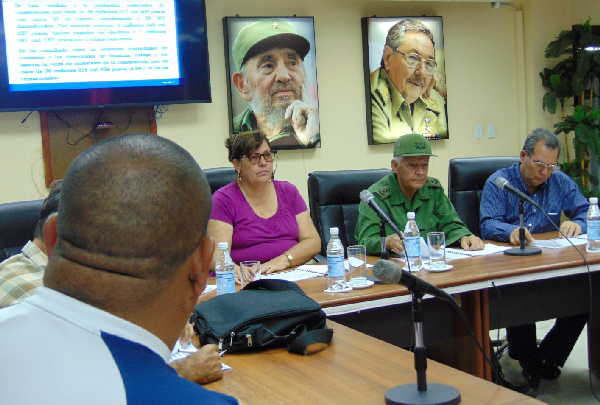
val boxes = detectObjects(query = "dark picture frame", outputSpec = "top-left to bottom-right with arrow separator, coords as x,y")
362,17 -> 449,145
223,16 -> 321,150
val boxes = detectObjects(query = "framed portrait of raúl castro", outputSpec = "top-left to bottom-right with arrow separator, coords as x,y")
223,16 -> 321,150
362,17 -> 449,144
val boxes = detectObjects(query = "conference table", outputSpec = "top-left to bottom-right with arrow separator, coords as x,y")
206,320 -> 546,405
292,233 -> 600,382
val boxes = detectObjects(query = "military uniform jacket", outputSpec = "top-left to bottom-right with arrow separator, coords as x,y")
355,173 -> 472,255
370,68 -> 447,144
233,107 -> 319,148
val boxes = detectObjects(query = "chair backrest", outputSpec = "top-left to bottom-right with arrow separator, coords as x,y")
0,199 -> 43,261
308,169 -> 391,255
204,167 -> 236,194
448,156 -> 520,236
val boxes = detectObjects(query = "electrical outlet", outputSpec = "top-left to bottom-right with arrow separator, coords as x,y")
487,123 -> 496,139
474,124 -> 483,139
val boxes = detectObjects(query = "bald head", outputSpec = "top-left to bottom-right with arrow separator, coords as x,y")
55,134 -> 211,282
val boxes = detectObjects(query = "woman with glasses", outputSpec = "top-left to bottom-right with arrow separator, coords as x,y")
207,132 -> 321,278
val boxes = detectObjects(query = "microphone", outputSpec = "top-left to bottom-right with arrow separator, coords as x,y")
493,176 -> 542,256
359,190 -> 403,236
493,177 -> 541,209
373,260 -> 454,303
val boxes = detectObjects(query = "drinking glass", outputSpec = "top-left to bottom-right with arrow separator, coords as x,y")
347,245 -> 367,280
426,232 -> 446,270
239,260 -> 261,288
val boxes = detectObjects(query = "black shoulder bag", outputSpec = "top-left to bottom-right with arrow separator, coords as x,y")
191,279 -> 333,355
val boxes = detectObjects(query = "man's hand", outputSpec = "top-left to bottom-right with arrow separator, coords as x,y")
170,344 -> 223,385
460,235 -> 484,250
559,220 -> 581,238
509,227 -> 534,246
285,100 -> 319,146
385,234 -> 405,255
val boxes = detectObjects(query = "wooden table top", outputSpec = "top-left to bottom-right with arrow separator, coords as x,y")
300,233 -> 600,308
205,321 -> 546,405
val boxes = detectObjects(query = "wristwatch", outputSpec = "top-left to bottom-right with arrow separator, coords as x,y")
285,252 -> 294,266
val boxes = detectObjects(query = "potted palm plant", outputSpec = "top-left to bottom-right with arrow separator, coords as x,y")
540,20 -> 600,196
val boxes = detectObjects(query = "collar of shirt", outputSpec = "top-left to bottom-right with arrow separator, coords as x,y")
385,174 -> 435,211
21,240 -> 48,269
25,287 -> 171,361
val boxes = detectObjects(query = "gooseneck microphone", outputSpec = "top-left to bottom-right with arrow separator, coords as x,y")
493,176 -> 541,209
359,190 -> 403,236
374,260 -> 455,304
493,176 -> 542,256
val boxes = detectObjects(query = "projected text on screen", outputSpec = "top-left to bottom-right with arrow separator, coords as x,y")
2,0 -> 180,91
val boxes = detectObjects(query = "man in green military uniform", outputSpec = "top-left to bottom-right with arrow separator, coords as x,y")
355,133 -> 483,255
230,20 -> 320,148
370,19 -> 448,144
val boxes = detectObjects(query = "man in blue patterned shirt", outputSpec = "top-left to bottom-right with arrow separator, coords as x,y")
480,128 -> 589,388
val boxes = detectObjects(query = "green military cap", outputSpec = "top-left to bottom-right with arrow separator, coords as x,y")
393,133 -> 437,157
232,20 -> 310,72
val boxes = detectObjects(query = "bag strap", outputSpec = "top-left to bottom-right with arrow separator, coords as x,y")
288,327 -> 333,355
243,279 -> 304,294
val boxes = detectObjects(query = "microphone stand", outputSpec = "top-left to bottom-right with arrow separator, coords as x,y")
384,291 -> 460,405
380,221 -> 390,260
504,200 -> 542,256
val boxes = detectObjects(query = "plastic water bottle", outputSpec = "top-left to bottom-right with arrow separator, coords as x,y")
587,197 -> 600,253
216,242 -> 236,295
404,212 -> 423,271
327,227 -> 346,289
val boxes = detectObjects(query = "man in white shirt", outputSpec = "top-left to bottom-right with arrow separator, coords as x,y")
0,180 -> 61,307
0,134 -> 238,405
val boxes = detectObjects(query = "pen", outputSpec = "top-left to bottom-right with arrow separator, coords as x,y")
219,349 -> 227,357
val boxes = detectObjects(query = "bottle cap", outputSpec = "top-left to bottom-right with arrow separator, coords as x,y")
329,227 -> 339,235
591,197 -> 598,204
217,242 -> 229,250
407,212 -> 415,219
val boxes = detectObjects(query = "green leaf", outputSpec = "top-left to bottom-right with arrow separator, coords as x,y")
543,92 -> 557,113
545,30 -> 575,58
590,109 -> 600,120
549,74 -> 561,90
573,106 -> 586,121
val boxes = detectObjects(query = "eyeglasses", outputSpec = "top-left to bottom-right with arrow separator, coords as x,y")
531,159 -> 560,170
391,48 -> 437,74
244,150 -> 277,164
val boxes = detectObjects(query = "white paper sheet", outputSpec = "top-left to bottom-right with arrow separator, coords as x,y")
532,237 -> 587,249
169,340 -> 231,370
445,243 -> 509,261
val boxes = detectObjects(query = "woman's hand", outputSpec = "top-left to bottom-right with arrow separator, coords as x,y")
262,255 -> 289,274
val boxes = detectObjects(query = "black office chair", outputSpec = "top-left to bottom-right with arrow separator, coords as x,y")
0,199 -> 43,262
448,157 -> 520,236
307,169 -> 391,256
204,167 -> 236,194
449,156 -> 523,384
